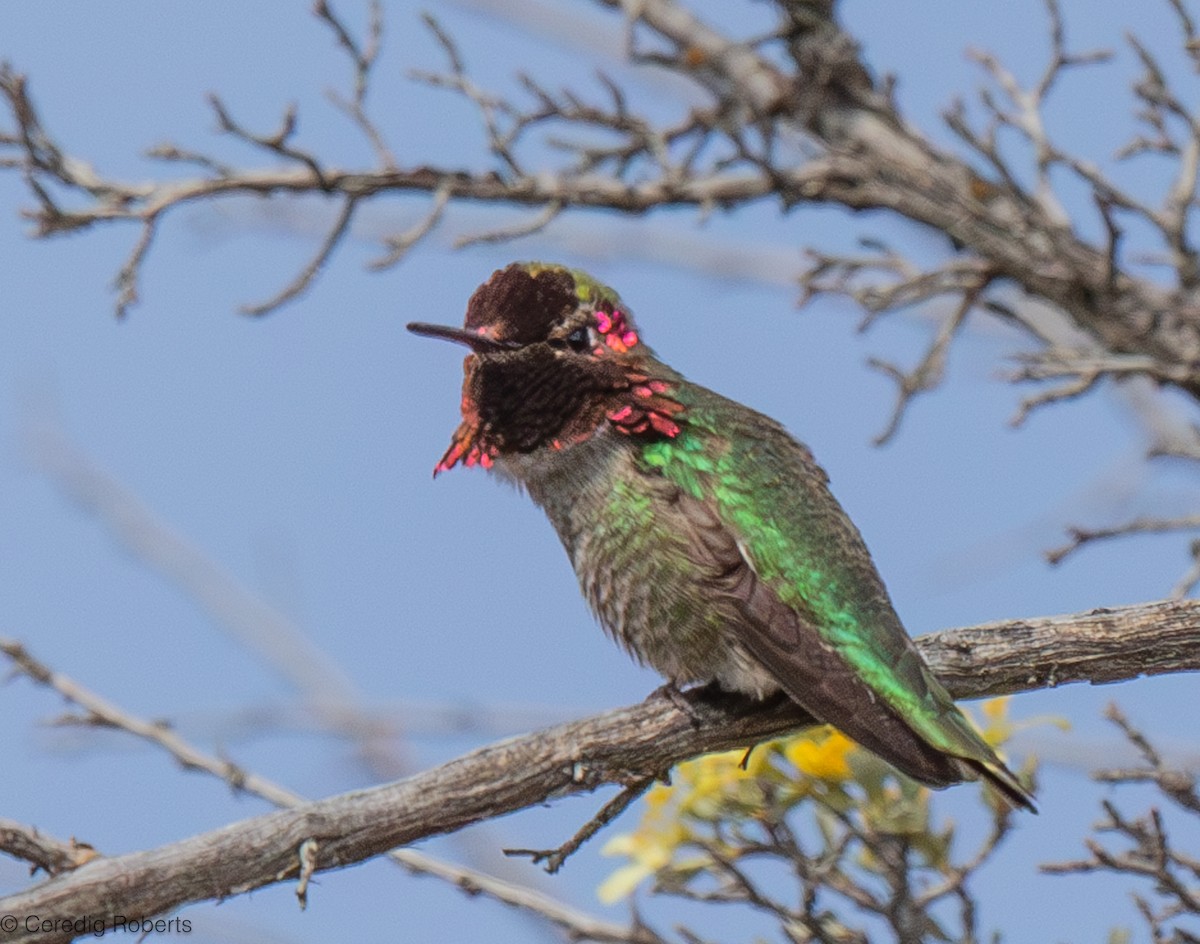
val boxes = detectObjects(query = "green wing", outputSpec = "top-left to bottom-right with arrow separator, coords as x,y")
640,384 -> 1032,809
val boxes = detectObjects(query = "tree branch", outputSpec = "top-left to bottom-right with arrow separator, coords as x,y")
1041,705 -> 1200,941
1,0 -> 1197,414
0,638 -> 649,944
2,597 -> 1199,941
0,821 -> 99,878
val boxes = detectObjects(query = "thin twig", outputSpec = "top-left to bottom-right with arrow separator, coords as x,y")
316,0 -> 396,168
506,775 -> 655,873
241,195 -> 359,316
1047,515 -> 1200,566
868,273 -> 990,446
1042,706 -> 1200,940
369,183 -> 451,270
455,200 -> 564,248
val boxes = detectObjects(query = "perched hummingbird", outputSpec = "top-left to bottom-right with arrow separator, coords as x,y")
408,262 -> 1034,811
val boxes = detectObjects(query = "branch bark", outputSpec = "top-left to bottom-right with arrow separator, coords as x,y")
3,597 -> 1198,942
0,821 -> 98,879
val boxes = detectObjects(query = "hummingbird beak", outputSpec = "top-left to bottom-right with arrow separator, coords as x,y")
407,322 -> 522,354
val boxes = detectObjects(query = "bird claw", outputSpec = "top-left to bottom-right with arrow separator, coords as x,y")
646,681 -> 704,728
647,679 -> 743,729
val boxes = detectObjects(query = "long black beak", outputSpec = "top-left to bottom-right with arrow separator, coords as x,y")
407,322 -> 522,353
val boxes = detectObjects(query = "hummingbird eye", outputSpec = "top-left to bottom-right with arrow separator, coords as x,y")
565,326 -> 591,352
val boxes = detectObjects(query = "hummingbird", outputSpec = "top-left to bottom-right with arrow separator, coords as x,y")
408,262 -> 1034,811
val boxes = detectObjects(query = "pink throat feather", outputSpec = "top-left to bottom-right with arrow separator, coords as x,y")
432,307 -> 682,476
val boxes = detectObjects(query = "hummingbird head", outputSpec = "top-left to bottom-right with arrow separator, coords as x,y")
408,262 -> 684,475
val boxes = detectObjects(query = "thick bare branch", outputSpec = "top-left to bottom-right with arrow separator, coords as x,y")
2,596 -> 1199,940
0,639 -> 658,944
24,406 -> 614,934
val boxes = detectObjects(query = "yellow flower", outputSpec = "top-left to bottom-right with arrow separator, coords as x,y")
643,781 -> 673,813
671,749 -> 770,819
783,728 -> 855,782
740,742 -> 776,779
689,750 -> 747,791
978,696 -> 1015,746
597,820 -> 685,903
973,696 -> 1070,748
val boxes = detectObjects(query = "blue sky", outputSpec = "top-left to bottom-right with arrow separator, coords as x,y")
1,2 -> 1198,941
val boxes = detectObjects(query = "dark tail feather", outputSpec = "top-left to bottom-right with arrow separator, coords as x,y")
816,694 -> 1039,813
846,704 -> 1039,813
957,758 -> 1038,814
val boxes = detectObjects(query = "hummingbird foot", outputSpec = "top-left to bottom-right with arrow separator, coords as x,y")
647,680 -> 787,728
646,680 -> 708,728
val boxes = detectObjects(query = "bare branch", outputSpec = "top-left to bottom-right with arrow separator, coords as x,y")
797,246 -> 997,444
506,776 -> 655,874
0,820 -> 99,878
1008,369 -> 1101,427
1047,515 -> 1200,566
1094,704 -> 1200,815
413,12 -> 525,176
1012,347 -> 1198,390
314,0 -> 387,155
241,194 -> 359,316
1042,706 -> 1200,941
867,273 -> 989,446
294,838 -> 319,910
3,596 -> 1200,938
965,0 -> 1114,226
369,182 -> 451,270
0,639 -> 659,944
208,94 -> 329,188
913,809 -> 1012,910
113,215 -> 159,319
455,199 -> 563,247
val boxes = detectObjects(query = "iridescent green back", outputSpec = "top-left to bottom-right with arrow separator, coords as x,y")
639,382 -> 1008,774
